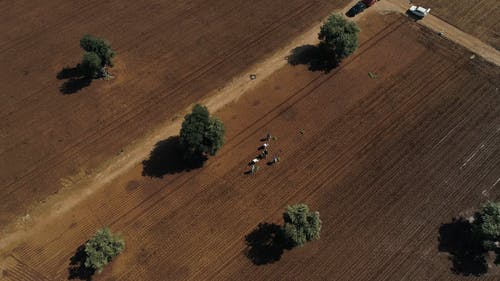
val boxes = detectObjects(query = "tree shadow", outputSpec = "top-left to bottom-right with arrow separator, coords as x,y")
142,136 -> 205,178
68,244 -> 95,281
57,66 -> 92,95
438,217 -> 488,276
244,223 -> 291,265
286,44 -> 339,73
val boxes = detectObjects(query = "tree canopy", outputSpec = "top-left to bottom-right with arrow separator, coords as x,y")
80,34 -> 115,67
475,202 -> 500,239
80,52 -> 102,78
318,14 -> 359,65
474,202 -> 500,257
283,204 -> 322,247
84,228 -> 125,273
179,104 -> 225,161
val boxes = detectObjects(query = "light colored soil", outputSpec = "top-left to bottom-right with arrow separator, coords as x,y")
1,11 -> 499,281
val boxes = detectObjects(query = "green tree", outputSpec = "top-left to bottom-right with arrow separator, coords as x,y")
283,204 -> 322,247
473,202 -> 500,259
474,202 -> 500,240
79,52 -> 102,78
80,34 -> 115,67
84,228 -> 125,273
179,104 -> 225,161
318,14 -> 359,66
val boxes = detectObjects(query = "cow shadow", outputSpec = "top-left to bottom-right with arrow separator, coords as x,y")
286,44 -> 339,73
68,244 -> 95,281
142,136 -> 205,178
57,66 -> 92,95
244,223 -> 292,265
438,217 -> 488,276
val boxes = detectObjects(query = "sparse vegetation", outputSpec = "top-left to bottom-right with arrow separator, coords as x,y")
84,228 -> 125,273
283,204 -> 322,247
179,104 -> 225,161
318,14 -> 359,66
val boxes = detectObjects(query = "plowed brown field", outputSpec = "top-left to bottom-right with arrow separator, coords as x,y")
0,0 -> 352,229
1,11 -> 499,281
412,0 -> 500,49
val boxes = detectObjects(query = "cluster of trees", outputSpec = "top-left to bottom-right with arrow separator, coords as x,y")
79,34 -> 115,78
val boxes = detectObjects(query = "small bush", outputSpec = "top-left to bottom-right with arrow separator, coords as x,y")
84,228 -> 125,273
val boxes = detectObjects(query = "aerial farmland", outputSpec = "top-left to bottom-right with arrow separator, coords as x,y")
0,0 -> 498,280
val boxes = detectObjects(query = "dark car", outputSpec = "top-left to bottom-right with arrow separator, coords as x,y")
346,1 -> 367,17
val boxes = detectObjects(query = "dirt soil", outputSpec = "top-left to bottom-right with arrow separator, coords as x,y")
0,0 -> 352,229
377,0 -> 500,66
1,12 -> 499,281
412,0 -> 500,50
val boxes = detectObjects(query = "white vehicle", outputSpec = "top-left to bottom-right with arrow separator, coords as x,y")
409,5 -> 430,18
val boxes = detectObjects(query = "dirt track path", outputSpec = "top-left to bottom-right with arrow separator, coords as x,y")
379,0 -> 500,66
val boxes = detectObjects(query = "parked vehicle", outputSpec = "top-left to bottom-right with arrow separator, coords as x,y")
346,1 -> 367,17
408,5 -> 430,19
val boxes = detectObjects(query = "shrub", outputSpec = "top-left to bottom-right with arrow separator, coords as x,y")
283,204 -> 322,247
179,104 -> 225,161
318,14 -> 359,65
84,228 -> 125,273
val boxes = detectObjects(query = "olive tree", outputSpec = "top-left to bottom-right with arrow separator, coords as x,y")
80,34 -> 115,67
80,52 -> 102,78
79,34 -> 115,78
318,14 -> 359,66
179,104 -> 225,161
283,204 -> 322,247
84,228 -> 125,273
473,202 -> 500,262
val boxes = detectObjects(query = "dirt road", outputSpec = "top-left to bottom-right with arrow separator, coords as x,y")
378,0 -> 500,66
